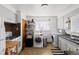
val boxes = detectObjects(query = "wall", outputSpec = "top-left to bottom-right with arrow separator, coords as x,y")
1,4 -> 16,13
64,8 -> 79,34
58,8 -> 79,36
0,5 -> 16,23
32,16 -> 57,42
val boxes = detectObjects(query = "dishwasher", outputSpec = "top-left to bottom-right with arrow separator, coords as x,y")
53,34 -> 59,48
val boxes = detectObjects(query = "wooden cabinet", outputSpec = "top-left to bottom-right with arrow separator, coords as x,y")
22,19 -> 27,49
5,41 -> 18,55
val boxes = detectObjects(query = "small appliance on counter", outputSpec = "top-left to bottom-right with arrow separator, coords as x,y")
58,29 -> 66,35
6,31 -> 12,37
6,31 -> 13,40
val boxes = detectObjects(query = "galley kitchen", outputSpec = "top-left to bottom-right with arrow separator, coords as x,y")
0,4 -> 79,55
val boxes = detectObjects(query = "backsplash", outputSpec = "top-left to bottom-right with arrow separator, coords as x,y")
4,22 -> 20,36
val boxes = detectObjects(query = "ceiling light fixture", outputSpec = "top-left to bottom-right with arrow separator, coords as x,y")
41,4 -> 48,7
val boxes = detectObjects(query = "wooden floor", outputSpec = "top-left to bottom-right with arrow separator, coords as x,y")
20,43 -> 60,55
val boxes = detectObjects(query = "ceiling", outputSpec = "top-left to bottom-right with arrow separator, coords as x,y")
10,4 -> 79,17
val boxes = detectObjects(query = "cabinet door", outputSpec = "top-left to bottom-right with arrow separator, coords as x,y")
71,14 -> 79,32
0,39 -> 6,55
16,10 -> 21,23
58,17 -> 64,29
59,37 -> 61,49
61,39 -> 66,51
71,45 -> 78,55
60,38 -> 63,50
4,13 -> 16,23
59,37 -> 67,51
66,42 -> 78,55
53,35 -> 58,47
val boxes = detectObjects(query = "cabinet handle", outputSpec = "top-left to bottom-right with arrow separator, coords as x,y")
76,49 -> 78,51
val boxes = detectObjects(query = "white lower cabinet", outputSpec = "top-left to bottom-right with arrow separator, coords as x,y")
66,43 -> 78,55
0,39 -> 6,55
59,37 -> 79,55
0,17 -> 6,55
59,37 -> 67,51
59,37 -> 61,49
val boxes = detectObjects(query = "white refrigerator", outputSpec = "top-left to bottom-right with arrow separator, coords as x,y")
0,17 -> 6,55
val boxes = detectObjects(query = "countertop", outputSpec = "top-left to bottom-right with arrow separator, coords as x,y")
6,35 -> 21,41
60,35 -> 79,45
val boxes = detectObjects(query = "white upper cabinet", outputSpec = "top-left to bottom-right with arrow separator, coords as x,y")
0,5 -> 16,23
4,13 -> 16,23
63,16 -> 70,29
63,16 -> 71,33
58,17 -> 64,29
71,13 -> 79,33
16,10 -> 21,23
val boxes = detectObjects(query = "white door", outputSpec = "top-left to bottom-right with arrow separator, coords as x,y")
0,17 -> 6,55
59,37 -> 61,49
53,35 -> 58,47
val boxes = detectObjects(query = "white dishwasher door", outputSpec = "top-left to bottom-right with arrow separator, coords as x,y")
53,35 -> 58,47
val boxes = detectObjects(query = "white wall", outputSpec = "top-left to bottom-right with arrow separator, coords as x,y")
63,8 -> 79,34
32,16 -> 57,42
0,5 -> 16,23
58,7 -> 79,36
58,5 -> 79,18
58,8 -> 79,29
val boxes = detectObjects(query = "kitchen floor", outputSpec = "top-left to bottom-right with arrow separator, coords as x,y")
20,43 -> 60,55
